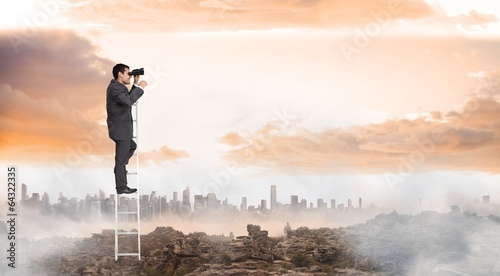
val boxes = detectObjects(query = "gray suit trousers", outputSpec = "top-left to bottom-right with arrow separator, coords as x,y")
113,139 -> 137,191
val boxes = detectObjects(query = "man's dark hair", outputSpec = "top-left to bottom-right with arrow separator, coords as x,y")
112,63 -> 129,80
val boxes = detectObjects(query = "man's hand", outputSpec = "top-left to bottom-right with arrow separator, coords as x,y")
138,80 -> 148,89
134,75 -> 140,85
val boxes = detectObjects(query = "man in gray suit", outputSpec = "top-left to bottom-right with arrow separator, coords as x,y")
106,63 -> 147,194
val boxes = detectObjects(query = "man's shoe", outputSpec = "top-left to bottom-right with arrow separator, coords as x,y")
117,187 -> 137,194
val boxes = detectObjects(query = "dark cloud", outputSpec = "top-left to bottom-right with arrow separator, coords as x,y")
0,29 -> 112,119
0,30 -> 188,165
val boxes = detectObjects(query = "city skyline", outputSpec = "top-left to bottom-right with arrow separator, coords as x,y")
11,181 -> 499,218
16,182 -> 370,212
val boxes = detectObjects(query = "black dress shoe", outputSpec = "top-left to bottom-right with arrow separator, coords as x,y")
117,187 -> 137,194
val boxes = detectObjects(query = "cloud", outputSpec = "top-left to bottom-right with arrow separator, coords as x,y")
0,29 -> 114,164
140,146 -> 189,166
219,76 -> 500,174
62,0 -> 436,32
0,30 -> 188,165
453,9 -> 498,29
0,82 -> 110,161
0,29 -> 112,119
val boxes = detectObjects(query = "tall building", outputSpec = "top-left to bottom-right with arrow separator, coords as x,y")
358,198 -> 362,209
291,195 -> 299,210
317,198 -> 326,209
261,199 -> 267,210
483,195 -> 490,204
99,189 -> 106,200
171,191 -> 179,213
331,199 -> 336,209
194,195 -> 206,211
22,183 -> 27,201
59,192 -> 68,204
270,185 -> 277,210
207,193 -> 217,210
301,199 -> 307,209
183,187 -> 190,206
32,193 -> 40,201
348,199 -> 352,209
182,187 -> 191,212
241,197 -> 247,212
42,192 -> 50,212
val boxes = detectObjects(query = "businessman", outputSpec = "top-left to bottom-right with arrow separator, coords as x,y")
106,63 -> 147,194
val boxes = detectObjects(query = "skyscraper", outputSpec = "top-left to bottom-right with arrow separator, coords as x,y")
291,195 -> 299,210
21,183 -> 27,201
194,195 -> 206,211
261,199 -> 267,210
317,198 -> 326,209
241,197 -> 247,212
99,189 -> 106,200
32,193 -> 40,201
301,199 -> 307,209
171,191 -> 179,213
270,185 -> 277,210
182,187 -> 191,212
207,193 -> 217,210
483,195 -> 490,204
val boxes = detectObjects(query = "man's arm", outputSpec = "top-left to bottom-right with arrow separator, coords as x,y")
111,83 -> 144,106
134,75 -> 148,89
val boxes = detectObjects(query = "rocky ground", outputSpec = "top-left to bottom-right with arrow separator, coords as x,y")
4,210 -> 500,275
15,224 -> 374,276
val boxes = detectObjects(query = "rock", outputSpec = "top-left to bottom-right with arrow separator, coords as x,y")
19,223 -> 371,275
313,245 -> 337,262
309,265 -> 323,272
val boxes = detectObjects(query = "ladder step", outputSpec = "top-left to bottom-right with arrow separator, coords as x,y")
117,253 -> 140,257
118,231 -> 139,235
127,172 -> 137,175
117,211 -> 138,215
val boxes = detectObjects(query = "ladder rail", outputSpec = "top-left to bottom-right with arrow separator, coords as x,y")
115,102 -> 141,261
136,102 -> 141,260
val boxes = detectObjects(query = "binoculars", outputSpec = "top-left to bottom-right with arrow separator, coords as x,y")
128,68 -> 144,76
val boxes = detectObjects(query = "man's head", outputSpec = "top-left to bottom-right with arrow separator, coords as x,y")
112,63 -> 131,85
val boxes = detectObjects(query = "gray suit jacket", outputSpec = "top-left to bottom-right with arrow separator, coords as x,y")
106,79 -> 144,140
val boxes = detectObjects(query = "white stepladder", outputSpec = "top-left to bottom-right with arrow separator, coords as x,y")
115,102 -> 141,261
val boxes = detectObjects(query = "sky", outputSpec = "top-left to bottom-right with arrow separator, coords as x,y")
1,0 -> 500,212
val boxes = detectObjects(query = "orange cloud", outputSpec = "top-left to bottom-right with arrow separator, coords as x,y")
219,79 -> 500,174
0,82 -> 112,161
453,10 -> 498,29
63,0 -> 436,32
140,146 -> 189,166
